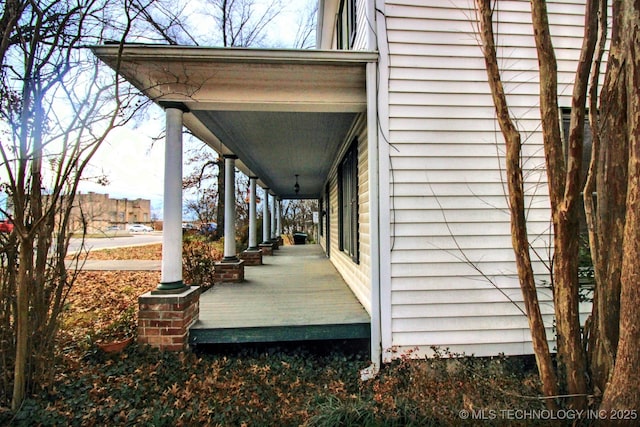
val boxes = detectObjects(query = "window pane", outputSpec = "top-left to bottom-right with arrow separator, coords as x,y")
339,141 -> 358,262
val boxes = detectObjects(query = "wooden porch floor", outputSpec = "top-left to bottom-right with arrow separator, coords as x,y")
189,244 -> 370,345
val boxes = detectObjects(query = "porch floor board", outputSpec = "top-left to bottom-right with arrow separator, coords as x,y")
189,244 -> 370,344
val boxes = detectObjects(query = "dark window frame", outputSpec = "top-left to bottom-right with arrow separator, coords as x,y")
325,183 -> 331,257
337,0 -> 356,50
338,139 -> 359,263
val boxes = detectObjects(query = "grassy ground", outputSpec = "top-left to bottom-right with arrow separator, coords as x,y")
2,244 -> 555,426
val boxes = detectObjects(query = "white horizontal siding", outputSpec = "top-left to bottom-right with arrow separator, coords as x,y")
390,274 -> 550,292
392,287 -> 551,305
328,116 -> 372,314
393,299 -> 555,319
389,156 -> 542,171
394,316 -> 543,333
392,208 -> 550,223
390,261 -> 548,278
392,329 -> 539,346
392,247 -> 534,264
391,222 -> 552,240
382,0 -> 586,359
389,104 -> 545,120
391,235 -> 514,251
391,194 -> 549,209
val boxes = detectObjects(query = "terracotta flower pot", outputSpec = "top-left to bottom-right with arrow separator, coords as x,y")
97,336 -> 133,353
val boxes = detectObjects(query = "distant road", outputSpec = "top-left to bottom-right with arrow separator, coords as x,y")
68,232 -> 163,254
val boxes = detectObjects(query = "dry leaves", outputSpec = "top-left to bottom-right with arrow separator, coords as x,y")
59,271 -> 159,347
74,243 -> 163,260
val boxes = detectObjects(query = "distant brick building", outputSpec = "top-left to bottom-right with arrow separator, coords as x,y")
72,192 -> 152,232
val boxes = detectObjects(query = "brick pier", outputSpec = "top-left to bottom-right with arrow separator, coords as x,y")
213,259 -> 245,282
259,242 -> 274,256
240,249 -> 263,266
138,286 -> 201,351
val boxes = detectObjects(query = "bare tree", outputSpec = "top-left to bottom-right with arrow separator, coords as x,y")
131,0 -> 296,240
598,0 -> 640,415
529,0 -> 596,409
475,0 -> 640,415
0,0 -> 139,410
475,0 -> 558,408
585,0 -> 625,397
292,0 -> 317,49
207,0 -> 284,47
282,199 -> 317,236
185,189 -> 219,224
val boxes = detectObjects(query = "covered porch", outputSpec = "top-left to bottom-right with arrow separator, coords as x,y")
190,244 -> 370,344
91,45 -> 380,362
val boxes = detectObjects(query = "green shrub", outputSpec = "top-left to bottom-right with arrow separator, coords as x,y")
182,234 -> 223,290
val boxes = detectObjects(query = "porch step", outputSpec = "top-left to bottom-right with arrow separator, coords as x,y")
189,321 -> 370,344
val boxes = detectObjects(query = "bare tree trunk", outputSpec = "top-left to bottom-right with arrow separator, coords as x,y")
11,238 -> 31,411
2,0 -> 135,409
583,0 -> 613,395
530,0 -> 588,409
589,1 -> 628,396
599,0 -> 640,418
11,34 -> 38,407
475,0 -> 559,409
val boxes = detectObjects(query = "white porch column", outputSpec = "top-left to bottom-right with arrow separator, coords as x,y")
276,198 -> 282,237
157,103 -> 188,292
270,195 -> 277,240
248,176 -> 258,250
262,189 -> 271,243
223,155 -> 238,261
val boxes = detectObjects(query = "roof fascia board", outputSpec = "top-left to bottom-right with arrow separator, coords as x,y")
90,45 -> 377,65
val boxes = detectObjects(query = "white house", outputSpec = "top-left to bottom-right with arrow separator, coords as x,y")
92,0 -> 590,365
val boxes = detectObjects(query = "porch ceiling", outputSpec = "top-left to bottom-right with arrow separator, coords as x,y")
91,45 -> 377,199
192,110 -> 356,198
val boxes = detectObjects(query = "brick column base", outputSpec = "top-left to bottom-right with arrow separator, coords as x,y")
259,243 -> 274,256
240,249 -> 263,266
214,259 -> 245,282
271,239 -> 280,250
277,236 -> 284,247
138,286 -> 201,351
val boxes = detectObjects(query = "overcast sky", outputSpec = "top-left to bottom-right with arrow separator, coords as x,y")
77,110 -> 166,215
77,2 -> 311,219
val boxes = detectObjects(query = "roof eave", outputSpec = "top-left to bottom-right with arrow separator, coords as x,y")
90,44 -> 378,66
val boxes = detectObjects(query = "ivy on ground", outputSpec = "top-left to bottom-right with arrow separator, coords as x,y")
2,245 -> 552,426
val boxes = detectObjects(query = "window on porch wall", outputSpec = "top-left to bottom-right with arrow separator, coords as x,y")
337,0 -> 356,50
325,183 -> 331,256
339,140 -> 359,263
